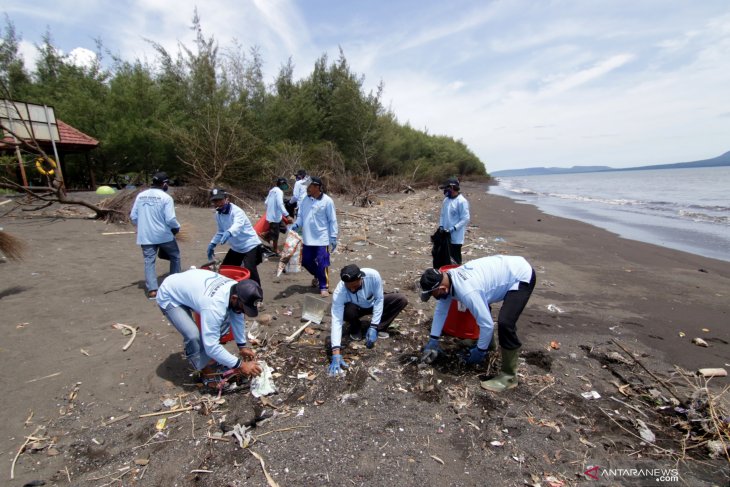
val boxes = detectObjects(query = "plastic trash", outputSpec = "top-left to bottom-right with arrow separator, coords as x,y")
250,361 -> 276,397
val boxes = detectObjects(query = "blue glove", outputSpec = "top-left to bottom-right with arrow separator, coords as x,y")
220,231 -> 232,244
291,224 -> 302,235
421,337 -> 442,364
207,243 -> 216,261
329,238 -> 337,252
365,327 -> 378,349
424,337 -> 442,353
171,227 -> 180,235
328,354 -> 349,376
464,346 -> 488,365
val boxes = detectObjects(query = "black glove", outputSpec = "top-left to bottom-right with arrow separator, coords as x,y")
171,227 -> 180,235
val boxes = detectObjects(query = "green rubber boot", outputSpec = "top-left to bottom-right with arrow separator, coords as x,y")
487,333 -> 497,352
480,347 -> 520,392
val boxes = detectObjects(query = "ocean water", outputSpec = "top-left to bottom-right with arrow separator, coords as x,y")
488,166 -> 730,262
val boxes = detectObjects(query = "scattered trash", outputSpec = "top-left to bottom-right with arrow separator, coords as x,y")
692,337 -> 709,347
678,331 -> 686,337
251,361 -> 276,397
635,419 -> 656,443
340,393 -> 359,403
697,368 -> 727,378
549,341 -> 560,350
296,407 -> 305,417
162,398 -> 177,408
546,304 -> 564,313
430,454 -> 444,465
581,391 -> 601,400
702,328 -> 710,332
155,418 -> 167,431
489,440 -> 504,447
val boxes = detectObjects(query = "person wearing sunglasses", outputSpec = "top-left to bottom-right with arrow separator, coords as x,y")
156,269 -> 264,389
327,264 -> 408,376
419,255 -> 536,392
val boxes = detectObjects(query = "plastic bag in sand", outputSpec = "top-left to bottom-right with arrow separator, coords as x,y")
251,361 -> 276,397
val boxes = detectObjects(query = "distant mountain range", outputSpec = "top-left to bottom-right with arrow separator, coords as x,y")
490,150 -> 730,177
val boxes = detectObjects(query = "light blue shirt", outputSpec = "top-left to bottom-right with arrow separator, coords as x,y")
295,193 -> 338,246
130,188 -> 180,245
210,203 -> 260,253
429,256 -> 533,349
290,177 -> 309,204
439,194 -> 470,245
330,268 -> 384,348
156,269 -> 246,369
265,186 -> 288,223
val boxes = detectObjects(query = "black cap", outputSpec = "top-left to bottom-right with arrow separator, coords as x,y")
308,176 -> 323,187
233,280 -> 263,317
209,188 -> 227,201
438,178 -> 460,190
152,172 -> 169,186
419,268 -> 443,302
340,264 -> 364,283
296,169 -> 307,178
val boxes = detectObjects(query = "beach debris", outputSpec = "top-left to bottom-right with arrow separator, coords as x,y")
697,368 -> 727,378
691,337 -> 709,347
284,320 -> 312,343
546,304 -> 564,313
249,450 -> 280,487
225,423 -> 252,449
678,331 -> 686,337
111,323 -> 138,351
549,341 -> 560,350
251,361 -> 276,397
702,328 -> 710,332
581,391 -> 601,400
155,418 -> 167,430
635,419 -> 656,443
430,454 -> 445,465
489,440 -> 504,447
10,426 -> 42,480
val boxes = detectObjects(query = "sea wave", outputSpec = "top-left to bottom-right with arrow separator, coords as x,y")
678,210 -> 730,225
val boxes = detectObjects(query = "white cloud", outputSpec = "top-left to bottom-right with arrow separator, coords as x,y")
68,47 -> 96,68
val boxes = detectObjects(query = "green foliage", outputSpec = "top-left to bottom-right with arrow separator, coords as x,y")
0,12 -> 488,191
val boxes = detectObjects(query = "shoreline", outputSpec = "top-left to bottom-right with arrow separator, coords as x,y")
487,173 -> 730,263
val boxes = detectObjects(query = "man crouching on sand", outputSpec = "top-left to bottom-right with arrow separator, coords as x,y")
419,255 -> 536,392
156,269 -> 263,389
327,264 -> 408,376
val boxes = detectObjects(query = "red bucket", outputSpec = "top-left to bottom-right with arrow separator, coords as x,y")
194,265 -> 251,343
439,265 -> 479,340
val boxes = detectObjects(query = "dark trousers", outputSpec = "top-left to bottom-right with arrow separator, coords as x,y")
497,270 -> 536,350
221,247 -> 261,285
344,293 -> 409,333
449,243 -> 463,264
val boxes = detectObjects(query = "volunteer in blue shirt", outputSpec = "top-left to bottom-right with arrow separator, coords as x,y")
130,172 -> 181,299
291,177 -> 338,297
419,255 -> 536,392
156,269 -> 263,388
206,188 -> 263,285
327,264 -> 409,375
438,178 -> 470,265
285,169 -> 309,217
264,178 -> 292,255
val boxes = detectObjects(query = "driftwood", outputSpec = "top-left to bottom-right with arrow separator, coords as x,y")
10,426 -> 42,479
112,323 -> 138,351
284,320 -> 313,344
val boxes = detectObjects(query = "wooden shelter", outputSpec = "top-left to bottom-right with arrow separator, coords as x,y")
0,100 -> 99,188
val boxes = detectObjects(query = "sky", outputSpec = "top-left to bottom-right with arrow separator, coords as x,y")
2,0 -> 730,172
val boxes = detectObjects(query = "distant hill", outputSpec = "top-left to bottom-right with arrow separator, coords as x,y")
491,150 -> 730,177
